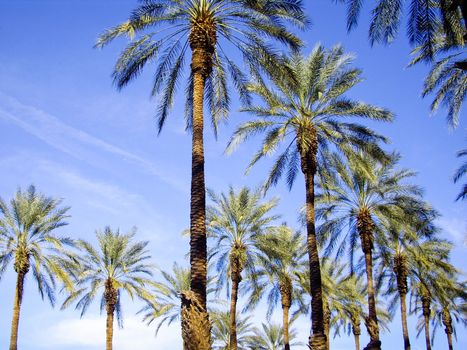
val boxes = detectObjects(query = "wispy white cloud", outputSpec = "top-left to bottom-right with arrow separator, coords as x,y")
437,216 -> 467,246
0,92 -> 188,193
29,316 -> 181,349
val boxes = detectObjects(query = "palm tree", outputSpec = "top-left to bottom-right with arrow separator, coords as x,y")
61,227 -> 154,350
207,186 -> 279,350
246,322 -> 301,350
408,238 -> 458,350
454,146 -> 467,200
96,5 -> 306,346
211,310 -> 254,350
252,225 -> 307,350
228,45 -> 392,350
139,262 -> 219,345
0,185 -> 74,350
428,279 -> 467,350
316,153 -> 421,350
338,0 -> 465,60
331,274 -> 366,350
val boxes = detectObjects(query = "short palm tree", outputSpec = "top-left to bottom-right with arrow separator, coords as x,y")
252,225 -> 307,350
207,186 -> 279,350
96,5 -> 306,346
454,146 -> 467,200
408,238 -> 458,350
211,310 -> 254,350
0,185 -> 74,350
228,45 -> 392,350
61,227 -> 154,350
139,262 -> 218,344
427,279 -> 467,350
246,322 -> 301,350
316,153 -> 421,350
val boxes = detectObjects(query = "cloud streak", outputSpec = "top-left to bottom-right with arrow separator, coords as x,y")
0,92 -> 188,193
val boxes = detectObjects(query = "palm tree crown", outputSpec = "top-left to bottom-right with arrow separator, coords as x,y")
96,0 -> 306,132
62,227 -> 154,350
0,185 -> 74,350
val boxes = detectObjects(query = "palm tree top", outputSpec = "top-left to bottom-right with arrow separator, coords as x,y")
61,227 -> 154,326
0,185 -> 74,302
227,44 -> 393,191
95,0 -> 307,134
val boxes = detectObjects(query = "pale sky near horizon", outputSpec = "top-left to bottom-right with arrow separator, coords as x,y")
0,1 -> 465,349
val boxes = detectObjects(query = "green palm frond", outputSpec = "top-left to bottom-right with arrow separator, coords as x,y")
96,0 -> 307,133
207,186 -> 279,295
0,185 -> 74,302
228,44 -> 392,193
454,146 -> 467,200
61,227 -> 154,329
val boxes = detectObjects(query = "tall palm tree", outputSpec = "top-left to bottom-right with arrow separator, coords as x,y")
207,186 -> 279,350
316,153 -> 421,350
228,45 -> 392,350
454,146 -> 467,200
211,310 -> 255,350
61,227 -> 154,350
0,185 -> 74,350
252,225 -> 307,350
96,5 -> 306,346
246,322 -> 301,350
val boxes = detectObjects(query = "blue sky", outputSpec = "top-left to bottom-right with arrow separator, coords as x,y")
0,1 -> 465,349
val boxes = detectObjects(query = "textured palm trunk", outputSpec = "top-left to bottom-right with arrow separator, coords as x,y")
186,22 -> 216,350
104,280 -> 117,350
399,292 -> 411,350
421,295 -> 432,350
442,309 -> 454,350
9,270 -> 27,350
351,315 -> 361,350
280,280 -> 292,350
106,304 -> 115,350
357,210 -> 380,350
229,266 -> 241,350
298,130 -> 326,350
323,301 -> 331,350
394,254 -> 410,350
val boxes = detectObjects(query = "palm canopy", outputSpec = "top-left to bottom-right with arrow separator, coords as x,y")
337,0 -> 465,59
454,146 -> 467,200
207,186 -> 279,293
250,225 -> 307,317
410,32 -> 467,128
139,262 -> 218,334
211,310 -> 255,350
316,153 -> 423,270
61,227 -> 154,327
227,44 -> 392,191
0,185 -> 74,302
96,0 -> 307,133
246,322 -> 301,350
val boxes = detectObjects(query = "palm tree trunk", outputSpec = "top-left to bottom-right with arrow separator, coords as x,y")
446,332 -> 454,350
280,281 -> 292,350
9,271 -> 26,350
422,295 -> 432,350
442,309 -> 454,350
354,332 -> 360,350
282,304 -> 291,350
352,317 -> 361,350
357,211 -> 380,350
399,291 -> 411,350
187,25 -> 214,347
229,271 -> 241,350
106,304 -> 115,350
299,144 -> 326,350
